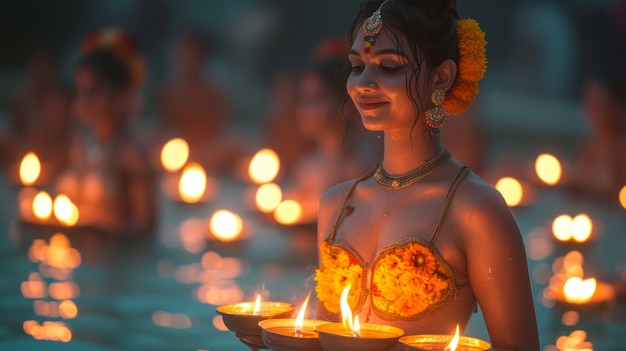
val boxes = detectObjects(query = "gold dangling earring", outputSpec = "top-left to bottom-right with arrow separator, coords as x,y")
424,88 -> 450,129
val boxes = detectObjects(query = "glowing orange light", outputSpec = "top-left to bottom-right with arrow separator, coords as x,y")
294,293 -> 311,337
563,277 -> 596,304
33,191 -> 53,220
340,285 -> 358,336
178,162 -> 207,203
253,294 -> 262,315
209,210 -> 243,242
161,138 -> 189,172
571,214 -> 592,243
53,195 -> 79,226
444,325 -> 460,351
273,200 -> 302,225
58,300 -> 78,319
535,153 -> 562,185
21,273 -> 47,299
495,177 -> 523,207
255,183 -> 283,213
48,282 -> 80,300
552,214 -> 573,241
619,185 -> 626,210
248,148 -> 280,184
20,152 -> 41,186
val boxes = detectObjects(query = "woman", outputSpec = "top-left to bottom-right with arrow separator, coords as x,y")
56,28 -> 156,235
314,1 -> 539,350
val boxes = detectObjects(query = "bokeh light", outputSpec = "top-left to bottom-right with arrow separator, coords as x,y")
19,152 -> 41,186
178,162 -> 207,203
495,177 -> 523,207
273,200 -> 302,225
255,183 -> 282,213
161,138 -> 189,172
535,153 -> 562,185
33,191 -> 53,220
248,148 -> 280,184
209,210 -> 243,241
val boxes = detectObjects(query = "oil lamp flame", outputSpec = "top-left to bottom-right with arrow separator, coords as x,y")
33,191 -> 53,220
248,148 -> 280,184
294,292 -> 311,337
178,162 -> 206,203
20,152 -> 41,186
160,138 -> 189,172
571,214 -> 592,243
340,285 -> 356,335
255,183 -> 282,213
53,195 -> 79,226
273,200 -> 302,225
209,210 -> 243,242
253,294 -> 262,315
563,277 -> 596,304
353,315 -> 361,337
444,325 -> 460,351
495,177 -> 523,207
535,153 -> 562,185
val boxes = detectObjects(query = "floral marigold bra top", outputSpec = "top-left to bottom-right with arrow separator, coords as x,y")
314,166 -> 470,321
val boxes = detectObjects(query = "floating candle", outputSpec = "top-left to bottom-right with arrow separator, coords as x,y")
216,294 -> 294,339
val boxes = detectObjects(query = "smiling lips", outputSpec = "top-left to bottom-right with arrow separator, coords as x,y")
358,99 -> 388,110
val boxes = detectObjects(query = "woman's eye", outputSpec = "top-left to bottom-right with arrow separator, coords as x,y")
350,65 -> 364,73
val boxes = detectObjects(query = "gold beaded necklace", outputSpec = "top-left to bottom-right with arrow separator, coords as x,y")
374,149 -> 451,189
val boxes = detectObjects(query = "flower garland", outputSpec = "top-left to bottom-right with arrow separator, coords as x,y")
441,18 -> 487,116
81,27 -> 146,89
314,241 -> 365,314
371,242 -> 451,318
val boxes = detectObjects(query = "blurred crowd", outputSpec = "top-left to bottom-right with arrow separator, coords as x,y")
0,0 -> 624,235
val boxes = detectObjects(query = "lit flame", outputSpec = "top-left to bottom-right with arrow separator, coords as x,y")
273,200 -> 302,225
253,294 -> 262,315
563,277 -> 596,304
20,152 -> 41,186
248,148 -> 280,184
571,214 -> 592,243
294,293 -> 311,337
495,177 -> 523,207
255,183 -> 283,213
53,195 -> 79,226
209,210 -> 243,242
178,162 -> 206,203
551,214 -> 592,242
535,153 -> 562,185
353,315 -> 361,337
619,185 -> 626,210
444,325 -> 460,351
340,285 -> 357,336
33,191 -> 53,220
552,214 -> 573,241
161,138 -> 189,172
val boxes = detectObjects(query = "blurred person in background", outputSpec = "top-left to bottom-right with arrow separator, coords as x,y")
566,76 -> 626,203
55,27 -> 156,235
1,48 -> 72,183
157,31 -> 244,174
280,37 -> 372,224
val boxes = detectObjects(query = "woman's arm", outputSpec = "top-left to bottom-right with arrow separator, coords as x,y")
459,182 -> 539,351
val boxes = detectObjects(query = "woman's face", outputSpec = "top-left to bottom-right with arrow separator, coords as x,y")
347,28 -> 430,132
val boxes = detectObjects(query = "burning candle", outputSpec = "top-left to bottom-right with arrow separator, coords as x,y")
178,162 -> 207,203
20,152 -> 41,186
535,153 -> 562,186
494,176 -> 527,207
255,183 -> 283,213
160,138 -> 189,172
316,286 -> 404,351
273,200 -> 302,225
209,210 -> 244,242
551,214 -> 593,243
248,148 -> 280,184
399,324 -> 491,351
216,294 -> 294,348
259,293 -> 329,351
53,195 -> 79,227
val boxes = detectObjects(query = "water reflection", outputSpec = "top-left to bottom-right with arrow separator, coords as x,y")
21,233 -> 81,343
